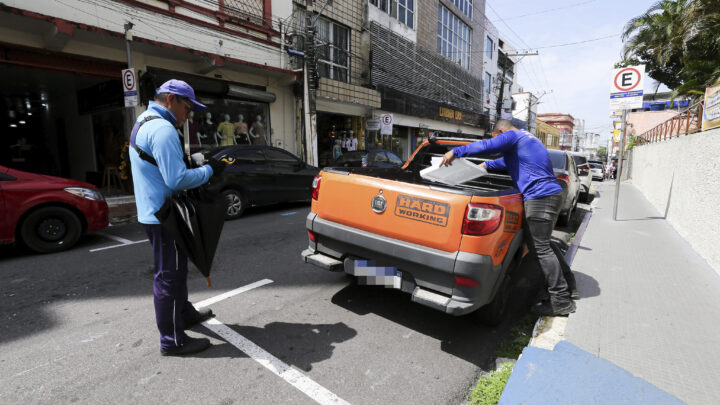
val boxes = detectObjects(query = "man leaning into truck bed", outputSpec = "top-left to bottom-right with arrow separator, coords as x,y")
441,119 -> 578,317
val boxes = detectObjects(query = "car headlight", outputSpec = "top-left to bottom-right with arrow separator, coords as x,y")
64,187 -> 105,201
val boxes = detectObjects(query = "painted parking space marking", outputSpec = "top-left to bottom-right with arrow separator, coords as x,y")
196,279 -> 350,405
280,211 -> 298,216
195,279 -> 274,309
89,239 -> 149,253
102,234 -> 134,244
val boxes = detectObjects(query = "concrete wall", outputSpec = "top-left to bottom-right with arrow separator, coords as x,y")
631,128 -> 720,274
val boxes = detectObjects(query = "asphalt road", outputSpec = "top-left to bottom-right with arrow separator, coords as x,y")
0,189 -> 592,404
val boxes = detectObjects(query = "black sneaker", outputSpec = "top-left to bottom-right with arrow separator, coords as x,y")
570,288 -> 580,300
530,299 -> 576,317
161,336 -> 211,356
184,308 -> 214,329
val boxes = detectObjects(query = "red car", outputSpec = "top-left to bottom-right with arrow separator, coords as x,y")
0,165 -> 109,253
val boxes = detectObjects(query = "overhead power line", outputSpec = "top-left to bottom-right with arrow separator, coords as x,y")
533,34 -> 620,50
492,0 -> 597,22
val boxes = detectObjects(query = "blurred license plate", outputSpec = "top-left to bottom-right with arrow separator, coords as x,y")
353,260 -> 402,289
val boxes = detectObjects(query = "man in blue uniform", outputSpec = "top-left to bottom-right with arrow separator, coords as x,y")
441,119 -> 577,316
130,80 -> 226,355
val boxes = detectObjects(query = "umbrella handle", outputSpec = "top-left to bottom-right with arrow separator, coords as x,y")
206,277 -> 212,288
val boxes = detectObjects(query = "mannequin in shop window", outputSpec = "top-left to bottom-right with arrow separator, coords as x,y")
340,130 -> 348,153
249,114 -> 266,146
216,113 -> 236,147
198,112 -> 214,146
348,130 -> 358,151
188,111 -> 201,152
328,125 -> 337,149
333,138 -> 343,161
234,113 -> 249,144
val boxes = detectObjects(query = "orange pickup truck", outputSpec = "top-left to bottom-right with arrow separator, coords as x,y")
301,137 -> 525,324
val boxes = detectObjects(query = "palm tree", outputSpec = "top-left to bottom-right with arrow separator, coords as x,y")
621,0 -> 720,98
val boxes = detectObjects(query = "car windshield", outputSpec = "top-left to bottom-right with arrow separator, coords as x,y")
547,151 -> 566,170
590,163 -> 603,169
572,156 -> 587,166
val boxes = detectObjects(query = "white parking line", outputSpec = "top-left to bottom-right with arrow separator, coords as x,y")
89,239 -> 149,253
203,319 -> 350,405
195,279 -> 274,309
196,279 -> 350,405
102,234 -> 134,244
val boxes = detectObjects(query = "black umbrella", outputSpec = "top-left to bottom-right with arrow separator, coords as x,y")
154,187 -> 226,287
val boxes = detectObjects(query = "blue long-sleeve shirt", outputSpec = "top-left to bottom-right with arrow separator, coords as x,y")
130,102 -> 213,224
452,129 -> 561,201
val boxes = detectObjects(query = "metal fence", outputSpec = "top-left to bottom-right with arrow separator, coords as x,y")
637,100 -> 704,144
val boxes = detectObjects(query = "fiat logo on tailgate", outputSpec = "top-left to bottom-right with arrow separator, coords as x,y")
371,195 -> 386,213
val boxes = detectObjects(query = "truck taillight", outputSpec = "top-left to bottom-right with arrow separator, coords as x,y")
454,275 -> 479,288
308,230 -> 317,242
461,203 -> 503,236
312,175 -> 321,200
556,174 -> 570,186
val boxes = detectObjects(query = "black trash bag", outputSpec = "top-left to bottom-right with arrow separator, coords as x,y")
154,186 -> 226,287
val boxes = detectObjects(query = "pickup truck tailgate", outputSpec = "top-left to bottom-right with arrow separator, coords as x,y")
313,171 -> 472,252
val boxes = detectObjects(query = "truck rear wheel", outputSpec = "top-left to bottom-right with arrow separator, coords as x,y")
473,273 -> 512,326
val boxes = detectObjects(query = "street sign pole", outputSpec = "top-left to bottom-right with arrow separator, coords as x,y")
613,109 -> 627,220
609,64 -> 645,221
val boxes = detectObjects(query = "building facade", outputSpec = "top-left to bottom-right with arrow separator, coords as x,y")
538,113 -> 575,151
0,0 -> 296,191
536,119 -> 561,150
482,17 -> 518,127
364,0 -> 491,160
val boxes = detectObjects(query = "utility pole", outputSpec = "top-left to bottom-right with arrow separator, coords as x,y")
299,2 -> 331,166
303,12 -> 318,166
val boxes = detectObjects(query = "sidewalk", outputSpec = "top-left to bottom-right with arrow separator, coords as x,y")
105,195 -> 137,225
502,181 -> 720,404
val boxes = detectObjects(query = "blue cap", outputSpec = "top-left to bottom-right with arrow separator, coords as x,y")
156,79 -> 206,112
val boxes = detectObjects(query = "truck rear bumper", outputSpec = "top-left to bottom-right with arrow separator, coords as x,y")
301,248 -> 479,315
302,213 -> 521,316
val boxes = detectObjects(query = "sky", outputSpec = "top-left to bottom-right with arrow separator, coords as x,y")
486,0 -> 661,143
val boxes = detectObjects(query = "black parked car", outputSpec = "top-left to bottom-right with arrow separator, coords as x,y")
333,149 -> 404,168
205,145 -> 319,219
547,149 -> 582,226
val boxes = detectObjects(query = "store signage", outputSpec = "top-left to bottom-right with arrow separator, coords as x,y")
702,83 -> 720,131
610,65 -> 645,110
439,107 -> 462,120
122,68 -> 138,107
380,113 -> 393,135
366,119 -> 381,131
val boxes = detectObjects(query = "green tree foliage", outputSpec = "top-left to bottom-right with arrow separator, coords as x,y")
620,0 -> 720,98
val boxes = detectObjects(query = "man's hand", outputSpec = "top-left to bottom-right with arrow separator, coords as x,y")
441,150 -> 456,167
207,157 -> 227,177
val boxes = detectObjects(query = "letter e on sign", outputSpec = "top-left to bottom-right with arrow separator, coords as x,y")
122,68 -> 138,107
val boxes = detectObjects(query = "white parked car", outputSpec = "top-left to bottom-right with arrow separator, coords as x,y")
569,153 -> 592,200
589,163 -> 604,181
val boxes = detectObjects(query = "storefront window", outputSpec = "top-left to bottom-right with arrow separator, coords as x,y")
189,98 -> 270,153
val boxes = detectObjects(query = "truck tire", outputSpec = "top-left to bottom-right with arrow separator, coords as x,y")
20,206 -> 83,253
473,272 -> 513,326
222,189 -> 246,219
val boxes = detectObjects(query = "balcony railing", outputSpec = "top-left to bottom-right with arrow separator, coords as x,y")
637,100 -> 704,145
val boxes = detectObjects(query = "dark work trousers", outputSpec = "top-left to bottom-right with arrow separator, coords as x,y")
522,192 -> 576,302
143,224 -> 201,350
